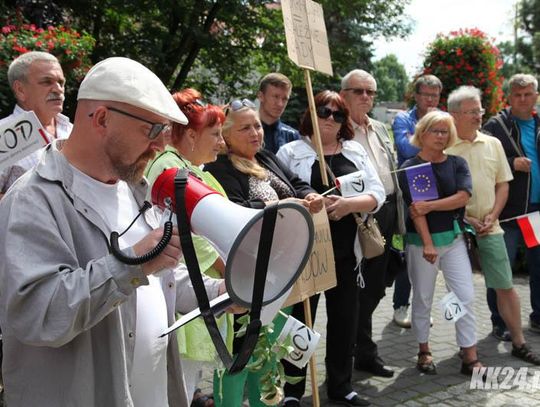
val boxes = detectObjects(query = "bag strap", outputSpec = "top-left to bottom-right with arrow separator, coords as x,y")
174,168 -> 277,374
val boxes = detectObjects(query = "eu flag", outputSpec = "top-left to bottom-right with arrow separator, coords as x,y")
405,162 -> 438,202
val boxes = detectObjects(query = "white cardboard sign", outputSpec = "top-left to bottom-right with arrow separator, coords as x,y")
440,291 -> 467,323
276,314 -> 321,368
281,0 -> 333,76
0,111 -> 48,172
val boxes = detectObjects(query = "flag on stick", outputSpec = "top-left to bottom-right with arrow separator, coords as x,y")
405,162 -> 438,202
335,170 -> 365,197
516,211 -> 540,248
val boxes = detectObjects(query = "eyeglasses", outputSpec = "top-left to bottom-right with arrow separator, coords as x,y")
417,92 -> 440,99
89,106 -> 171,140
316,106 -> 347,124
460,108 -> 486,116
343,88 -> 377,97
428,128 -> 449,136
183,99 -> 207,110
224,98 -> 256,116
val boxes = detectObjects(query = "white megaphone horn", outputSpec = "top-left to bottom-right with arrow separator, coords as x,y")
151,168 -> 315,309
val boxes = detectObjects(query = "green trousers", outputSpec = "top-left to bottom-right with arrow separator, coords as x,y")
212,307 -> 291,407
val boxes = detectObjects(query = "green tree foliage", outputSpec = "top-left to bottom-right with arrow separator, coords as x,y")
372,54 -> 408,102
421,28 -> 504,118
497,0 -> 540,77
1,0 -> 412,120
521,0 -> 540,73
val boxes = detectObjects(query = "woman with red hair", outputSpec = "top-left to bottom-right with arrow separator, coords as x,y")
146,88 -> 230,407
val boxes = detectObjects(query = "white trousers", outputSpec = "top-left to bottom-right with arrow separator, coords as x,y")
406,235 -> 477,348
181,358 -> 202,401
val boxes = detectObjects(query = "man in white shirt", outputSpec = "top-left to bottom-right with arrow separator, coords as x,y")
0,51 -> 72,198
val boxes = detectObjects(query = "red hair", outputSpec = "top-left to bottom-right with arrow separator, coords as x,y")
170,88 -> 225,144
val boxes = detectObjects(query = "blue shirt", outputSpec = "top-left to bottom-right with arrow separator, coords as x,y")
516,117 -> 540,204
393,106 -> 421,166
262,119 -> 300,154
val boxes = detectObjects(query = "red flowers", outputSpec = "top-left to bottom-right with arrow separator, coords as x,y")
0,23 -> 94,79
420,27 -> 504,118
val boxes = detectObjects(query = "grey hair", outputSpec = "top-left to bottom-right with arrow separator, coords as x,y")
508,73 -> 538,92
7,51 -> 59,89
414,74 -> 443,93
447,86 -> 482,112
341,69 -> 376,90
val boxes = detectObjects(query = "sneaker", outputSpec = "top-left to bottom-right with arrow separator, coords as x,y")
492,325 -> 512,342
393,306 -> 411,328
530,319 -> 540,334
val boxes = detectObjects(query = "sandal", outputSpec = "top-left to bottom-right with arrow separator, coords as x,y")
191,388 -> 214,407
416,351 -> 436,375
460,359 -> 483,376
512,343 -> 540,365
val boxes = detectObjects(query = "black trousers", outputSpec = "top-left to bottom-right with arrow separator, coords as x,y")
283,255 -> 360,399
354,198 -> 397,364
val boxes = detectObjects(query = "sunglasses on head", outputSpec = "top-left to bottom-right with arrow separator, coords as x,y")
225,98 -> 256,116
316,106 -> 347,124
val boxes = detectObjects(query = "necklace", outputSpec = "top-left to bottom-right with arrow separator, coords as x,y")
324,140 -> 342,175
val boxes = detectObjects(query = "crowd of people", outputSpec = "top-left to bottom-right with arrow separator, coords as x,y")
0,49 -> 539,407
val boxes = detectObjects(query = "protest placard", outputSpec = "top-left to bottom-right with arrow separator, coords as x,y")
284,208 -> 336,307
0,111 -> 48,172
281,0 -> 333,76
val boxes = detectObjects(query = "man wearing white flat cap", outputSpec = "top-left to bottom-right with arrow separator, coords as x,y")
0,57 -> 224,406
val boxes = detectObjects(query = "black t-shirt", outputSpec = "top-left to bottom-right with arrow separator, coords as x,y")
398,154 -> 472,235
311,153 -> 358,260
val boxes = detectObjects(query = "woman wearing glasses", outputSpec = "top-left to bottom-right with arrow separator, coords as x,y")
276,90 -> 385,407
397,111 -> 482,376
204,98 -> 323,407
145,88 -> 231,407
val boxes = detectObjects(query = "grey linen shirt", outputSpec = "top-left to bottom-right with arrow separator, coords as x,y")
0,141 -> 221,406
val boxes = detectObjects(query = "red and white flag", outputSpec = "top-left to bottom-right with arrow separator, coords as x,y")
517,211 -> 540,248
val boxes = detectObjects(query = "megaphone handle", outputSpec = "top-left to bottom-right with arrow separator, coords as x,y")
109,203 -> 174,265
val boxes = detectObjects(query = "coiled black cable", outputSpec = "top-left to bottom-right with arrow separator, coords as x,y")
110,200 -> 174,265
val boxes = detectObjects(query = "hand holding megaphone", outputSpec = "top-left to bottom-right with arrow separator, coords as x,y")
132,226 -> 182,275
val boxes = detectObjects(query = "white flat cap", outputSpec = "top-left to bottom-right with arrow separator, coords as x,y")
77,57 -> 188,124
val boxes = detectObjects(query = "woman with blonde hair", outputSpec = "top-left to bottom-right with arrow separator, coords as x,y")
398,111 -> 482,376
204,98 -> 323,406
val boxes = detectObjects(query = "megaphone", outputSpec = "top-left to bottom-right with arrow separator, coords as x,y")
151,168 -> 315,308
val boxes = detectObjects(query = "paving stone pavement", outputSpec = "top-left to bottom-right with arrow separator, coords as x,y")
198,272 -> 540,406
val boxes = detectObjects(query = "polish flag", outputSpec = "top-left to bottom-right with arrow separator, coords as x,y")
517,211 -> 540,248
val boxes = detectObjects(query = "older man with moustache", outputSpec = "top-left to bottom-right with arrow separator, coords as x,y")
0,51 -> 72,199
447,85 -> 540,366
340,69 -> 405,378
0,57 -> 225,406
